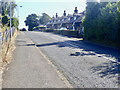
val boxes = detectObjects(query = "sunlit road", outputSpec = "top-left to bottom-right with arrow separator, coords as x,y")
25,31 -> 119,88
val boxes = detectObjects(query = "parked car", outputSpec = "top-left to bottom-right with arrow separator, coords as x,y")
60,27 -> 68,30
20,28 -> 26,31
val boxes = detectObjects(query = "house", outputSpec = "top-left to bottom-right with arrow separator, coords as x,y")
46,7 -> 85,33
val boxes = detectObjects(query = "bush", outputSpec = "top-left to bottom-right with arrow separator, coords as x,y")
83,2 -> 119,47
43,29 -> 83,38
8,17 -> 19,28
2,16 -> 9,26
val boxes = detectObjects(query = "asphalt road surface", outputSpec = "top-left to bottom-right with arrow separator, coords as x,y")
24,31 -> 119,88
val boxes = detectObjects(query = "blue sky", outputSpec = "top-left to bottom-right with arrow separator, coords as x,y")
15,1 -> 86,29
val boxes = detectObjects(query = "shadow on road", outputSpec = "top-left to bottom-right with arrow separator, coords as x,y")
35,40 -> 119,79
91,61 -> 119,79
34,40 -> 119,60
18,39 -> 119,60
17,38 -> 119,79
70,52 -> 96,56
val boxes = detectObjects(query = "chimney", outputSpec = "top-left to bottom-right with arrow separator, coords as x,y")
56,13 -> 58,18
63,10 -> 66,16
74,7 -> 78,13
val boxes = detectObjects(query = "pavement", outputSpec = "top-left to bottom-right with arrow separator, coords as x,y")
2,32 -> 68,88
24,31 -> 119,88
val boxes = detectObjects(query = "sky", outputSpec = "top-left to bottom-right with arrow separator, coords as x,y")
14,1 -> 87,29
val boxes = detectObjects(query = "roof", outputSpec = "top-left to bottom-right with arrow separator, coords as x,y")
74,14 -> 84,23
46,11 -> 85,25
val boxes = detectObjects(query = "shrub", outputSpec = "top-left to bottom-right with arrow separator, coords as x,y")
8,17 -> 19,28
2,16 -> 9,26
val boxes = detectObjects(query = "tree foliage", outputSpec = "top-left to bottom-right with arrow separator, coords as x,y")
0,1 -> 17,17
118,1 -> 120,48
24,14 -> 39,31
83,2 -> 119,47
12,18 -> 19,28
7,2 -> 17,17
39,13 -> 51,25
8,17 -> 19,28
24,13 -> 51,30
2,7 -> 7,16
2,15 -> 9,26
0,0 -> 18,29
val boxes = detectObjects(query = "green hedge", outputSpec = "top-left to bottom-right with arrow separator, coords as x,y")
44,29 -> 54,32
83,2 -> 119,48
42,29 -> 83,38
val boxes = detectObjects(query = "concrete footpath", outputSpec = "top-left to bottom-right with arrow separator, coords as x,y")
2,32 -> 68,88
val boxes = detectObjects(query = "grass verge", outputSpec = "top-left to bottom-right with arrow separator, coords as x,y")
0,30 -> 18,68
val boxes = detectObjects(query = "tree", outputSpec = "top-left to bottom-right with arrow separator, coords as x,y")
39,13 -> 51,25
2,15 -> 9,26
84,2 -> 101,40
2,7 -> 7,16
24,14 -> 39,31
118,1 -> 120,49
8,17 -> 19,28
12,18 -> 19,28
0,0 -> 19,30
7,2 -> 17,17
83,2 -> 119,47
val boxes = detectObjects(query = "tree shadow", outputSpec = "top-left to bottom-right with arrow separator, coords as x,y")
91,61 -> 119,78
17,43 -> 36,47
35,40 -> 119,60
69,40 -> 119,60
70,52 -> 96,56
35,40 -> 119,79
16,39 -> 119,78
36,42 -> 58,47
17,39 -> 119,61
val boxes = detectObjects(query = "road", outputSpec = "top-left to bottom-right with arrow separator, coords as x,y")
24,31 -> 119,88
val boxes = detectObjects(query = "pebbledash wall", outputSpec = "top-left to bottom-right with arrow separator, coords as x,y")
46,7 -> 85,34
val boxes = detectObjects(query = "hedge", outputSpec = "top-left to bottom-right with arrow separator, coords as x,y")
40,29 -> 83,38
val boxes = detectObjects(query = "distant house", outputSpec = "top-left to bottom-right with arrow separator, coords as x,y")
46,7 -> 85,34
